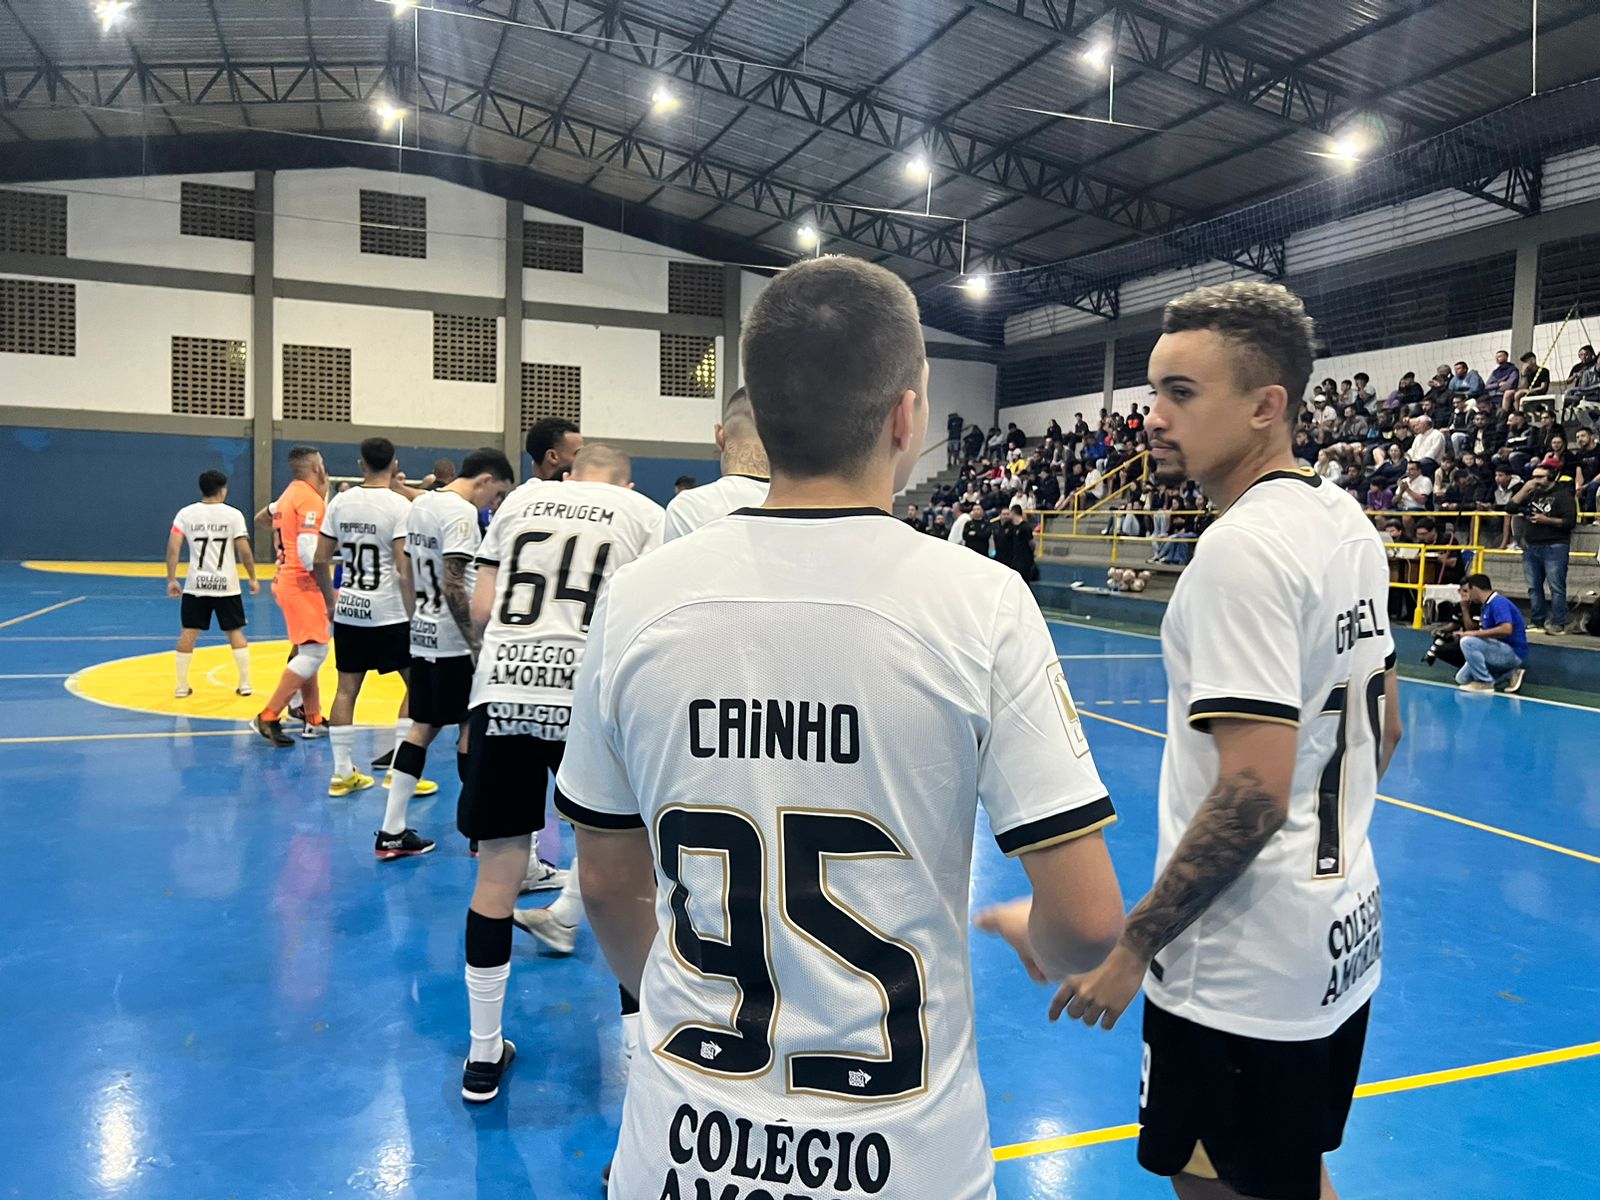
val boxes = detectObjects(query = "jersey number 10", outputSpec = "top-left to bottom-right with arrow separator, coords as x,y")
654,805 -> 928,1102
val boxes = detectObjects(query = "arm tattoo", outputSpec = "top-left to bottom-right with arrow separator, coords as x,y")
1121,768 -> 1286,960
442,558 -> 479,654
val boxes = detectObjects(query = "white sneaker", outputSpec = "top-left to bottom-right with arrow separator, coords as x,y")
1506,668 -> 1526,694
511,906 -> 577,955
518,859 -> 569,895
175,686 -> 193,699
236,684 -> 253,697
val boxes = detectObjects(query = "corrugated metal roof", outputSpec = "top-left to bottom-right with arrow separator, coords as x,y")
1,0 -> 1592,339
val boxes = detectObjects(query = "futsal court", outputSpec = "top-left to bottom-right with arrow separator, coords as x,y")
2,560 -> 1595,1200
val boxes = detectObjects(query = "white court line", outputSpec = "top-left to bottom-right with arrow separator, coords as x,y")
0,596 -> 86,629
0,673 -> 71,679
1056,653 -> 1163,660
0,635 -> 189,643
1045,616 -> 1600,717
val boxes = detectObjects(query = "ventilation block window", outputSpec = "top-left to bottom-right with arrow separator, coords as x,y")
521,362 -> 582,429
661,333 -> 717,398
523,221 -> 584,273
282,344 -> 352,422
0,278 -> 75,356
180,181 -> 255,242
0,188 -> 68,257
171,336 -> 246,416
360,189 -> 427,258
667,261 -> 725,318
433,313 -> 497,382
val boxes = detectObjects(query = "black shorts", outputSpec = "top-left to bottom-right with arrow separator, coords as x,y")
408,655 -> 473,729
332,621 -> 411,675
457,703 -> 567,841
1138,999 -> 1370,1200
180,593 -> 247,632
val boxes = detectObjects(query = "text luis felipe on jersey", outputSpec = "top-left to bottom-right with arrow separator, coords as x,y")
652,1102 -> 893,1198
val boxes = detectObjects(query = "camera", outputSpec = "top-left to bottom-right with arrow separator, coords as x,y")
1421,620 -> 1461,666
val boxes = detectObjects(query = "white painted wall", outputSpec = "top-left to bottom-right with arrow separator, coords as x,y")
274,298 -> 501,431
1,277 -> 252,414
1309,329 -> 1514,404
26,173 -> 257,276
997,392 -> 1104,434
522,320 -> 721,444
275,169 -> 505,298
524,203 -> 716,313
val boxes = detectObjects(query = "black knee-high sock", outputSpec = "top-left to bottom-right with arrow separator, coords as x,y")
465,909 -> 514,1061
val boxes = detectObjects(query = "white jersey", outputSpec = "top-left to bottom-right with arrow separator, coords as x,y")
470,480 -> 665,729
404,489 -> 482,659
320,485 -> 411,627
554,507 -> 1113,1200
173,502 -> 248,596
662,472 -> 769,541
1151,469 -> 1393,1041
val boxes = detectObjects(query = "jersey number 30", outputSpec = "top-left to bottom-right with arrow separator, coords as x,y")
654,805 -> 927,1101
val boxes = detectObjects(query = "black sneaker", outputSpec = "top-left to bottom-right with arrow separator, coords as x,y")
252,714 -> 293,747
462,1039 -> 516,1103
375,829 -> 435,860
288,704 -> 307,724
371,746 -> 395,770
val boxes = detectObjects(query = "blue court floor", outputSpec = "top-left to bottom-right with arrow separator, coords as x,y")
0,562 -> 1596,1199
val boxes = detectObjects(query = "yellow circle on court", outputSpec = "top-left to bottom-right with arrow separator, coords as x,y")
68,639 -> 408,724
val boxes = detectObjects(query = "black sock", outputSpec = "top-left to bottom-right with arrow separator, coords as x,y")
465,908 -> 514,968
394,740 -> 427,779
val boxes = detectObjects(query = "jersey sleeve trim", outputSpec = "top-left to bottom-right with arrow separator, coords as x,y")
442,552 -> 474,562
553,787 -> 645,832
1383,650 -> 1397,670
474,555 -> 500,567
994,795 -> 1116,857
1187,697 -> 1300,730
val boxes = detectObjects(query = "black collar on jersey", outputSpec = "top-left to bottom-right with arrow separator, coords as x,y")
724,473 -> 771,482
1240,466 -> 1321,500
733,506 -> 893,520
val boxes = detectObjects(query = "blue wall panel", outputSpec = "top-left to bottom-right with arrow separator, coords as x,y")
273,439 -> 475,497
0,427 -> 251,560
515,452 -> 716,506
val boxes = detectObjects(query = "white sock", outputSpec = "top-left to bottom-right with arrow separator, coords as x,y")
382,768 -> 419,836
330,724 -> 356,777
466,962 -> 510,1063
546,857 -> 583,926
175,652 -> 192,690
393,718 -> 412,767
231,646 -> 251,689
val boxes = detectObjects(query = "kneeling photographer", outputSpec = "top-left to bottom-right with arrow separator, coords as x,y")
1423,581 -> 1478,670
1451,573 -> 1529,694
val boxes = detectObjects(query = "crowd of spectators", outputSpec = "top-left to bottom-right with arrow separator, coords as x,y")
924,344 -> 1596,629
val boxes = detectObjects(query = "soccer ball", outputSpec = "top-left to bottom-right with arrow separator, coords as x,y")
1131,578 -> 1146,593
1107,568 -> 1122,591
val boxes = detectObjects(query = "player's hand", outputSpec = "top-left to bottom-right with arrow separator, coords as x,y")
248,580 -> 261,595
1052,941 -> 1147,1030
973,899 -> 1048,984
167,580 -> 181,598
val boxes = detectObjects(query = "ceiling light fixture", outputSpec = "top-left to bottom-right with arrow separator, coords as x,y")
651,87 -> 681,114
94,1 -> 132,31
1080,40 -> 1111,71
796,224 -> 818,248
373,100 -> 403,129
1330,132 -> 1365,162
962,272 -> 989,298
905,156 -> 930,180
391,0 -> 416,13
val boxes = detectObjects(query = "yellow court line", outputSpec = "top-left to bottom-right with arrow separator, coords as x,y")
1376,795 -> 1600,866
1077,709 -> 1600,864
0,595 -> 86,629
991,1039 -> 1600,1162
